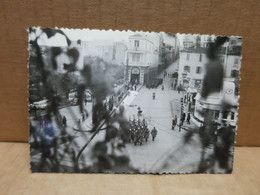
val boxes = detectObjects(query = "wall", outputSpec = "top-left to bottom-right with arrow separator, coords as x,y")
0,0 -> 259,146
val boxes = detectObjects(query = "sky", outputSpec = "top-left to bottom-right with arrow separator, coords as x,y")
31,27 -> 177,47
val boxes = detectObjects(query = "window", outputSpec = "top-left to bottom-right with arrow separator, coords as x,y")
195,80 -> 201,88
186,53 -> 190,60
231,40 -> 237,45
184,65 -> 190,73
231,70 -> 239,77
132,53 -> 141,62
134,40 -> 139,47
234,58 -> 239,64
214,110 -> 220,120
196,67 -> 202,74
223,111 -> 229,119
231,112 -> 235,120
199,54 -> 202,62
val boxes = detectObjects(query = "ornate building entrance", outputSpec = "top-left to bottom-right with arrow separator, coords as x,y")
130,67 -> 140,84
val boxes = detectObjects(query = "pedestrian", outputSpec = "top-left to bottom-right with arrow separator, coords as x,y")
161,85 -> 164,91
171,82 -> 173,89
82,113 -> 85,122
77,119 -> 81,129
178,120 -> 183,132
62,116 -> 67,127
151,127 -> 158,141
188,102 -> 191,112
177,86 -> 180,94
137,106 -> 143,117
134,84 -> 137,91
186,113 -> 191,124
181,112 -> 186,123
172,115 -> 177,130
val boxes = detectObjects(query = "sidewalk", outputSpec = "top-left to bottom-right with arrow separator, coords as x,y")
169,88 -> 199,133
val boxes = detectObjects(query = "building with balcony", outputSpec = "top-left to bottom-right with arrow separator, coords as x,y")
125,34 -> 160,85
185,37 -> 242,127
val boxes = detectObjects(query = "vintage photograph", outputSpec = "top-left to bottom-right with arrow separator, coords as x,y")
28,27 -> 242,174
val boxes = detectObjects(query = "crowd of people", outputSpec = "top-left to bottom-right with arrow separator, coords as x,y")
129,117 -> 158,145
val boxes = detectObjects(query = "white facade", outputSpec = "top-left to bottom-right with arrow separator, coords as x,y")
179,34 -> 216,49
178,51 -> 208,89
192,81 -> 239,127
125,34 -> 160,85
186,37 -> 242,127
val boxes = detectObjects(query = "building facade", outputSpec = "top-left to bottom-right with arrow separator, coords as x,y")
190,37 -> 242,127
125,34 -> 160,85
178,48 -> 208,90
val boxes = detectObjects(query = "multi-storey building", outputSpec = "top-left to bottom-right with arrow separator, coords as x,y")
125,34 -> 160,85
186,37 -> 242,127
178,48 -> 208,89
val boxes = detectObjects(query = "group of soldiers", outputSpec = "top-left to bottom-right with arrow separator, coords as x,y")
129,118 -> 158,146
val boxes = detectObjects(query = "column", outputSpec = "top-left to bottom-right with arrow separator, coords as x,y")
140,68 -> 145,84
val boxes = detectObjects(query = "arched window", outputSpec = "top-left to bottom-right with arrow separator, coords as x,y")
184,65 -> 190,73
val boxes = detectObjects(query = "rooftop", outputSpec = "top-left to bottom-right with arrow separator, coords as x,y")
180,45 -> 241,56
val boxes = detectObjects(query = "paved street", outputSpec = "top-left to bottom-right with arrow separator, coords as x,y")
121,76 -> 206,173
31,61 -> 213,173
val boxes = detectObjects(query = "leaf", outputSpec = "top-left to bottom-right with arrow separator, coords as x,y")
201,59 -> 224,98
67,48 -> 79,64
43,28 -> 57,38
105,125 -> 119,141
93,141 -> 108,154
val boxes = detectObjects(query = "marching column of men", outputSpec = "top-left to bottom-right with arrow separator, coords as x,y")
129,118 -> 157,146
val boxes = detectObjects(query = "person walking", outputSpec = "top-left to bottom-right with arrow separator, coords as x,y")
151,127 -> 158,141
172,115 -> 177,130
177,86 -> 180,94
181,112 -> 186,123
186,112 -> 191,124
82,113 -> 85,122
178,120 -> 183,132
62,116 -> 67,127
174,82 -> 177,90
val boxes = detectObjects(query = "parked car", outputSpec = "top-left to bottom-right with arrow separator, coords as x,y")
31,99 -> 49,110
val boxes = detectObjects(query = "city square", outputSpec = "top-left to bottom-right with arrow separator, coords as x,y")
28,28 -> 241,173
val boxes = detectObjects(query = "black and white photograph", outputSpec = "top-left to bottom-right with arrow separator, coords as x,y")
28,27 -> 242,174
